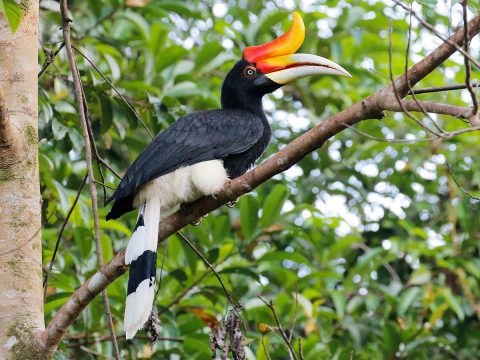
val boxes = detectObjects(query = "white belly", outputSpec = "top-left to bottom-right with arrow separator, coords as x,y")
133,160 -> 229,213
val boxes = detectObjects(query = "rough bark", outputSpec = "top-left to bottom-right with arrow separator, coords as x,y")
0,1 -> 45,359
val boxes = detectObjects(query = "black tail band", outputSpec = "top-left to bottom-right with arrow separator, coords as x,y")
127,250 -> 157,295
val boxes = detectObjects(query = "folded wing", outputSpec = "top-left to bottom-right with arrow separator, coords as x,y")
107,109 -> 264,219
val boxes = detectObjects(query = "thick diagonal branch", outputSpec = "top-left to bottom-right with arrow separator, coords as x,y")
42,15 -> 480,354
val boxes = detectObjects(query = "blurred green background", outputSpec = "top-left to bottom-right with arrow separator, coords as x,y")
38,0 -> 480,358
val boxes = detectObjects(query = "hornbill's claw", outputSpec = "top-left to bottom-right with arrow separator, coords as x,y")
226,198 -> 238,208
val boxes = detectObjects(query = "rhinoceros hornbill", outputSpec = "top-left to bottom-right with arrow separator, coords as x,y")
106,12 -> 351,339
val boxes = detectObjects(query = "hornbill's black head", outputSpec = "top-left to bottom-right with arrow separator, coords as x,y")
221,12 -> 351,112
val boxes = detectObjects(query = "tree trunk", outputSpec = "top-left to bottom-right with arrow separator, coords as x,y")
0,1 -> 44,359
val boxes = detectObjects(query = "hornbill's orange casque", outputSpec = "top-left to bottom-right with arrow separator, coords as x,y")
106,12 -> 351,339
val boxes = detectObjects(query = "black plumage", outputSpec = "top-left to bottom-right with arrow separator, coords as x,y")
107,60 -> 280,220
127,250 -> 157,295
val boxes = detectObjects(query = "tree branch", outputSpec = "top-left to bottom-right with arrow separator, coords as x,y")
392,0 -> 480,70
381,98 -> 472,119
41,15 -> 480,354
462,0 -> 479,124
38,42 -> 65,78
58,1 -> 120,359
408,82 -> 479,95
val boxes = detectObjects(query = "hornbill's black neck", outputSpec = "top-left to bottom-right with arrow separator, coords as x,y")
220,91 -> 265,118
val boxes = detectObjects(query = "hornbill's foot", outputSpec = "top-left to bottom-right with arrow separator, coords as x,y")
226,198 -> 238,208
191,218 -> 201,226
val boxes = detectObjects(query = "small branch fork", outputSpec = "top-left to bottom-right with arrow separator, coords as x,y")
258,296 -> 299,360
40,12 -> 480,356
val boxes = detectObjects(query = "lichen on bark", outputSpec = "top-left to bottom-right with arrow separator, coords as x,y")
7,318 -> 46,360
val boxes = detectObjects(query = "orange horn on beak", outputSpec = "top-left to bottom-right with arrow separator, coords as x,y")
243,12 -> 305,64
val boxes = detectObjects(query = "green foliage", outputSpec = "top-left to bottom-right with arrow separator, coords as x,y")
0,0 -> 22,32
39,0 -> 480,359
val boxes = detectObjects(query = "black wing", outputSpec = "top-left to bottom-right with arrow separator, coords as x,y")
106,109 -> 264,219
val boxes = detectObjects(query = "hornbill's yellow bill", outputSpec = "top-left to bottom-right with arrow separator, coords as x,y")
243,12 -> 351,84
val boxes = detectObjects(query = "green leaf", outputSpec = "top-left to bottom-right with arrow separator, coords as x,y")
212,215 -> 230,242
220,266 -> 260,280
408,267 -> 431,286
119,10 -> 151,40
382,321 -> 401,355
260,184 -> 288,228
45,292 -> 73,314
239,195 -> 258,239
260,251 -> 310,265
51,118 -> 68,140
441,289 -> 465,321
331,291 -> 346,319
74,227 -> 93,259
0,0 -> 23,33
52,180 -> 71,214
398,287 -> 421,316
99,234 -> 113,264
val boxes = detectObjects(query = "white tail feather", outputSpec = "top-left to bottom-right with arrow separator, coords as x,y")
125,225 -> 146,265
144,197 -> 161,251
124,278 -> 155,339
124,197 -> 161,339
125,198 -> 161,264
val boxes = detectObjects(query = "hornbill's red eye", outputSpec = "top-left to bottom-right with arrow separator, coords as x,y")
243,65 -> 257,79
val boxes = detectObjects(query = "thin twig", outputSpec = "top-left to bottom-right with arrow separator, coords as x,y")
342,122 -> 437,143
404,9 -> 444,134
38,42 -> 65,78
258,296 -> 299,360
462,0 -> 479,121
156,251 -> 236,314
261,338 -> 272,360
388,20 -> 441,137
392,0 -> 480,69
157,268 -> 210,314
446,163 -> 480,201
80,81 -> 122,187
43,174 -> 87,299
59,1 -> 121,358
72,45 -> 154,138
65,333 -> 183,346
176,232 -> 237,307
288,291 -> 298,343
408,82 -> 479,95
93,179 -> 116,191
298,338 -> 304,360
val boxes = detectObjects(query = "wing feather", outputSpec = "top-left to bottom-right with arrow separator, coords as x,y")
107,109 -> 264,219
